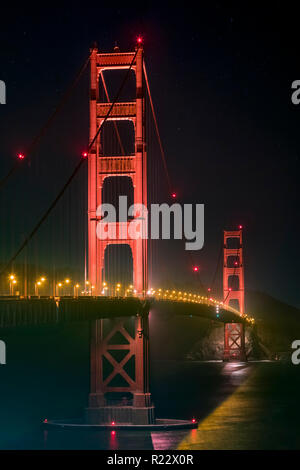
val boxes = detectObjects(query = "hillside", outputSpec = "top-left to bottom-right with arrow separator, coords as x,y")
246,290 -> 300,355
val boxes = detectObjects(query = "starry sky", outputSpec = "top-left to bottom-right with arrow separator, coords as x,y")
0,2 -> 299,307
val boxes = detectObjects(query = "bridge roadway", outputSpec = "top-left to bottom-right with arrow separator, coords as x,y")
0,295 -> 247,329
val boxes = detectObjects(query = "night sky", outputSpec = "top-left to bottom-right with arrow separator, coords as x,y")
0,3 -> 299,307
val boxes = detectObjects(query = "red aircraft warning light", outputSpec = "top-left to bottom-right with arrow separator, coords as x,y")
193,266 -> 199,272
171,192 -> 177,199
18,153 -> 25,160
82,151 -> 88,158
238,225 -> 243,230
137,36 -> 143,44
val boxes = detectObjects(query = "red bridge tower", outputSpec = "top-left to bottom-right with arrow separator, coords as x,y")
223,228 -> 246,361
88,42 -> 147,296
86,42 -> 154,425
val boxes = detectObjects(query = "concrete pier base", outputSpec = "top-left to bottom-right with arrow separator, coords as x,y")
43,418 -> 197,431
85,404 -> 155,425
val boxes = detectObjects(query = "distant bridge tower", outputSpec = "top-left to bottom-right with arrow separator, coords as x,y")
88,41 -> 147,296
86,42 -> 154,425
223,228 -> 244,313
223,228 -> 246,361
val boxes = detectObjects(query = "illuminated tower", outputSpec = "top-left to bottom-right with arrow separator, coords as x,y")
86,41 -> 154,425
88,41 -> 147,296
223,228 -> 244,313
223,227 -> 246,361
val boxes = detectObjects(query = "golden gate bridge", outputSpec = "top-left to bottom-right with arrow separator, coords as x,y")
0,37 -> 255,428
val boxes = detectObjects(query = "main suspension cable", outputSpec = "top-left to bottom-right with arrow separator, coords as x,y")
0,48 -> 138,275
209,240 -> 223,293
143,62 -> 172,194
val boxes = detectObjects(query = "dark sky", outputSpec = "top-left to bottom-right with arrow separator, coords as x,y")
0,2 -> 299,307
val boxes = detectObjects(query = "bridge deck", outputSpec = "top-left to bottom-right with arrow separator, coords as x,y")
0,297 -> 244,329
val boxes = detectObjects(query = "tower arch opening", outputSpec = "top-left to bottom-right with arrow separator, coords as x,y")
100,120 -> 135,156
227,274 -> 240,291
99,69 -> 136,103
102,176 -> 134,221
226,237 -> 240,249
103,244 -> 133,289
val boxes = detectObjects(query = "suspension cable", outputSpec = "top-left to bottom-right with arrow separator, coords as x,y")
209,240 -> 223,293
0,51 -> 92,191
0,49 -> 138,276
143,62 -> 172,194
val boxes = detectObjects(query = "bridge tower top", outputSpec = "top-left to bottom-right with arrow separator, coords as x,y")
88,42 -> 147,296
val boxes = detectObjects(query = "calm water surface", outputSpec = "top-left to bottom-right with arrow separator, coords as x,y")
1,359 -> 299,450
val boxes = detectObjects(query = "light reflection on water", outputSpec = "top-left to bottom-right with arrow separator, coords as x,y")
1,361 -> 299,450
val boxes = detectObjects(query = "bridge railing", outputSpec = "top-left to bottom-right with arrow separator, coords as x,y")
145,288 -> 255,325
0,285 -> 255,324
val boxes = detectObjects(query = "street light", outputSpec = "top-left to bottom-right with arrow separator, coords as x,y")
83,280 -> 90,296
35,280 -> 42,297
56,282 -> 62,296
9,274 -> 16,295
74,284 -> 80,297
116,283 -> 121,297
102,285 -> 108,296
35,277 -> 46,297
64,278 -> 71,296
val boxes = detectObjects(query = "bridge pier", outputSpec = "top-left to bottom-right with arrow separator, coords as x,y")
85,313 -> 155,425
223,322 -> 247,362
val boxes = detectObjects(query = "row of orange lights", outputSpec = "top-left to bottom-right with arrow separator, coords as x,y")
146,287 -> 254,324
7,275 -> 254,323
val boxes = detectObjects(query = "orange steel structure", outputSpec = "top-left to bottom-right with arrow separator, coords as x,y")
223,229 -> 246,361
223,229 -> 244,313
88,42 -> 147,297
86,42 -> 154,424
